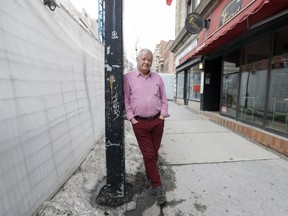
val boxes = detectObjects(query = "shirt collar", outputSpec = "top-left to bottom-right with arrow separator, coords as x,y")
137,70 -> 151,78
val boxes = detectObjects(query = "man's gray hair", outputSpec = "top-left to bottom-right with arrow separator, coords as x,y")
137,48 -> 153,58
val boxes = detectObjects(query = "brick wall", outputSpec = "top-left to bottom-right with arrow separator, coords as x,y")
200,111 -> 288,156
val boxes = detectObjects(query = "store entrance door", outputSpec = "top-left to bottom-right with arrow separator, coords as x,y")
184,70 -> 189,105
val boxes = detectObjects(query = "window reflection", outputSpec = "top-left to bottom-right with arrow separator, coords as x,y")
220,27 -> 288,134
238,36 -> 270,125
267,27 -> 288,132
221,51 -> 240,117
188,66 -> 201,101
177,72 -> 184,98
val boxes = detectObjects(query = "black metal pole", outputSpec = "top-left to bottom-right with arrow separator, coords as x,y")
96,0 -> 125,206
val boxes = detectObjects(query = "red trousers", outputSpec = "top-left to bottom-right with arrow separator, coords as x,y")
132,117 -> 165,188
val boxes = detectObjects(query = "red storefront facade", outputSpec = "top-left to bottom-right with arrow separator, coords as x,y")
171,0 -> 288,155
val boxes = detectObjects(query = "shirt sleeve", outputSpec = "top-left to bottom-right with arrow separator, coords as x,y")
159,77 -> 170,118
123,74 -> 134,120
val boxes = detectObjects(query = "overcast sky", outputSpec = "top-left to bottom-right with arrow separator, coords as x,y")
69,0 -> 175,64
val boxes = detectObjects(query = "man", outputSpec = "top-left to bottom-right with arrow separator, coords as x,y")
123,48 -> 169,205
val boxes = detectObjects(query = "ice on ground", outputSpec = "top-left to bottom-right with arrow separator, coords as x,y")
37,122 -> 143,216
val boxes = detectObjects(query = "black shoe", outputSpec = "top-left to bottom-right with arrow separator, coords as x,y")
150,187 -> 157,195
151,186 -> 166,205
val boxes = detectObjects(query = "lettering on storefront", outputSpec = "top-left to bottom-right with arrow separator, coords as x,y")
176,39 -> 197,66
219,0 -> 243,27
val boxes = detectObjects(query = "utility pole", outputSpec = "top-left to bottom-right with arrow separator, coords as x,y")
96,0 -> 125,206
135,37 -> 139,60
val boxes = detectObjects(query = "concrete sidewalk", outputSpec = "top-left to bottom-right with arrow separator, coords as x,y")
143,102 -> 288,216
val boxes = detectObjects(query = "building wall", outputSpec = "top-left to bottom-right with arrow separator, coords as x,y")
201,111 -> 288,156
153,40 -> 167,72
172,0 -> 288,152
175,0 -> 187,36
61,0 -> 98,37
163,40 -> 175,74
0,1 -> 105,216
159,74 -> 175,100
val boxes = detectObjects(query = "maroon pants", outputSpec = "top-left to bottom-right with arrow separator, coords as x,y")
132,117 -> 165,188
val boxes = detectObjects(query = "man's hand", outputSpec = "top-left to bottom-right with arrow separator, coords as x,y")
159,114 -> 165,120
130,118 -> 138,124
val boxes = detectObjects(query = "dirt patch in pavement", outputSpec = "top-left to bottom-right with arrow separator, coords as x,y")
124,161 -> 177,216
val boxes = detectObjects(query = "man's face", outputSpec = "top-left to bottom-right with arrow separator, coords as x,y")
137,51 -> 153,75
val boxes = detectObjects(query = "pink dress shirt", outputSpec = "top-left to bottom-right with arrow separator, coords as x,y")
124,70 -> 169,120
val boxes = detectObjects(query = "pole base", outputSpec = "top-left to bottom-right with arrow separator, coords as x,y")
96,185 -> 125,207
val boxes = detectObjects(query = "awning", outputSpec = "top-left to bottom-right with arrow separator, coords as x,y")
179,0 -> 288,64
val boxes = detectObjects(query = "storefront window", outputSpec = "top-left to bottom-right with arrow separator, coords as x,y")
267,27 -> 288,133
238,36 -> 270,125
188,66 -> 201,101
177,71 -> 184,98
221,51 -> 240,117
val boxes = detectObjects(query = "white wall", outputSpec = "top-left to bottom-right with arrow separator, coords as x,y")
159,74 -> 175,100
0,1 -> 105,216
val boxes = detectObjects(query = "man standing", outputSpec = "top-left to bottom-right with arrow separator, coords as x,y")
123,48 -> 169,205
